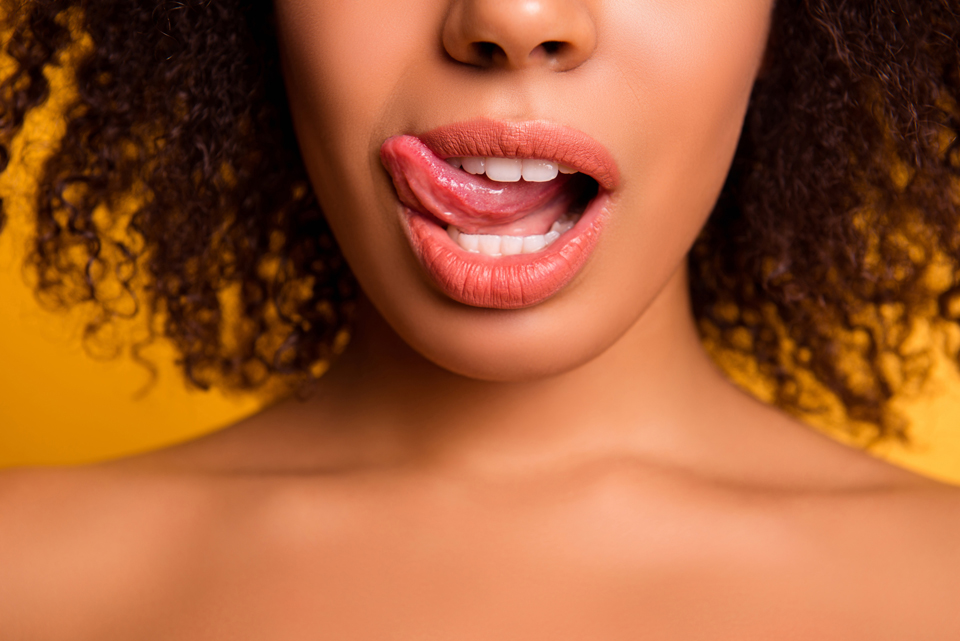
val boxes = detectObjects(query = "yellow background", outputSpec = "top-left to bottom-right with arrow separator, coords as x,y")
0,56 -> 263,467
3,44 -> 960,484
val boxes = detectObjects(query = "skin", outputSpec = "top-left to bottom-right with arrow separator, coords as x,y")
2,0 -> 960,639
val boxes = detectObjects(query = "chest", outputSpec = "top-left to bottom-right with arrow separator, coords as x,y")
14,480 -> 960,641
141,517 -> 955,641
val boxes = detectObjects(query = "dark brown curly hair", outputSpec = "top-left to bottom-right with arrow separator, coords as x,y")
1,0 -> 958,441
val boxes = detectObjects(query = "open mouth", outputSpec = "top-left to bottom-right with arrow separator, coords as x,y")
380,120 -> 618,309
439,158 -> 599,257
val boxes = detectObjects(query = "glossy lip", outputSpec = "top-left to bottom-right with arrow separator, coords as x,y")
420,119 -> 620,191
385,119 -> 620,310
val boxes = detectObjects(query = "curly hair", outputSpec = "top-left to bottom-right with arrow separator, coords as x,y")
1,0 -> 958,440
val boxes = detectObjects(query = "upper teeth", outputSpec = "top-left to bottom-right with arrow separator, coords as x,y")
446,157 -> 578,182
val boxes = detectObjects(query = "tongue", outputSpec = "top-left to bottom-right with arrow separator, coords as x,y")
380,135 -> 577,236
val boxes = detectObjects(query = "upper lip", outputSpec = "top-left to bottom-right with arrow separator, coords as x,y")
417,119 -> 620,191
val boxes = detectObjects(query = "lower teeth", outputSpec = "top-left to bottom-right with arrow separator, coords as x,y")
447,215 -> 580,256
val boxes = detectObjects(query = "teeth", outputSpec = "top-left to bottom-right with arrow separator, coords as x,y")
458,231 -> 479,252
500,235 -> 523,255
461,157 -> 485,175
549,217 -> 575,234
521,160 -> 559,182
484,158 -> 522,182
447,156 -> 577,182
447,215 -> 579,256
522,235 -> 546,253
478,234 -> 502,255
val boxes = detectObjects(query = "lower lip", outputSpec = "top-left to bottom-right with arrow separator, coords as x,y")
398,190 -> 612,309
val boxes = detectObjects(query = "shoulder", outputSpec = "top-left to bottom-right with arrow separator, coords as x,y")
716,440 -> 960,633
704,384 -> 953,495
0,458 -> 376,639
712,398 -> 960,562
779,480 -> 960,633
0,465 -> 222,639
0,464 -> 218,540
605,452 -> 960,635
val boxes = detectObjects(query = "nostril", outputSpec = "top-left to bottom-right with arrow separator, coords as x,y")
539,41 -> 564,56
471,41 -> 506,67
442,0 -> 597,72
533,40 -> 568,66
469,40 -> 571,69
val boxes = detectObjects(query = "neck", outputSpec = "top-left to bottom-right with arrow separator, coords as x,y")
307,264 -> 743,476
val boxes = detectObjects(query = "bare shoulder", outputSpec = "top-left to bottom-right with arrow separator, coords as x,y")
0,464 -> 221,639
776,474 -> 960,634
715,407 -> 960,633
749,405 -> 960,555
0,464 -> 215,543
706,383 -> 955,494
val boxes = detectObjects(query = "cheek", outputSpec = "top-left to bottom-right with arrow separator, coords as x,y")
274,1 -> 433,191
647,1 -> 770,188
605,0 -> 771,144
274,0 -> 436,293
597,0 -> 771,279
275,1 -> 412,116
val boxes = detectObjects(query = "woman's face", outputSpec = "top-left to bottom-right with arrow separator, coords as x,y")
274,0 -> 773,381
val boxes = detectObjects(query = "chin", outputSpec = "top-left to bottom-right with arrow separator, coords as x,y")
370,270 -> 655,384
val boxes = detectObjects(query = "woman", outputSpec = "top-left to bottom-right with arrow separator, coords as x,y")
1,0 -> 959,637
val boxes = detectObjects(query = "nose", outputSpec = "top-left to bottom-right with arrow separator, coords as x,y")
442,0 -> 597,72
